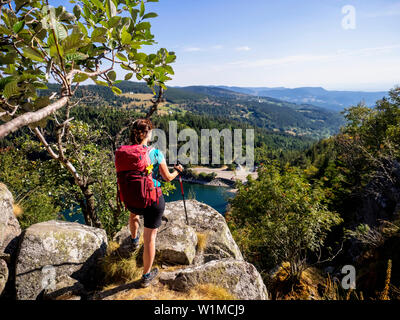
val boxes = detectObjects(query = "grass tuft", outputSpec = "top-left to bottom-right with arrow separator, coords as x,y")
101,241 -> 143,286
13,204 -> 23,217
196,232 -> 208,252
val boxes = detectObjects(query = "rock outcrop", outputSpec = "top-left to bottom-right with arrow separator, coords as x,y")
156,222 -> 197,265
164,200 -> 243,263
160,259 -> 269,300
0,183 -> 21,297
111,200 -> 267,300
0,183 -> 21,256
15,220 -> 107,300
114,200 -> 243,266
0,258 -> 8,295
1,181 -> 267,301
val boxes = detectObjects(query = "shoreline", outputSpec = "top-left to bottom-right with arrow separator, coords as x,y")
180,176 -> 236,188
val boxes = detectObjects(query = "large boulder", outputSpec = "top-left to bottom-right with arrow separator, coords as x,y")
113,218 -> 198,265
15,220 -> 107,300
0,258 -> 8,296
164,200 -> 243,262
156,222 -> 197,265
160,259 -> 269,300
0,183 -> 21,256
113,200 -> 242,265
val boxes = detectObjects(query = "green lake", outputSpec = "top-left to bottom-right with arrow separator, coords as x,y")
63,182 -> 235,224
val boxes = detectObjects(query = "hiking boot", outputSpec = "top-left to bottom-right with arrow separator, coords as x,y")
140,268 -> 159,288
131,235 -> 140,250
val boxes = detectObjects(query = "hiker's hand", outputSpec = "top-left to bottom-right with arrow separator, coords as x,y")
174,164 -> 184,173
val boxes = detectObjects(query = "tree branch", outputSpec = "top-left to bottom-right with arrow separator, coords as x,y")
146,87 -> 164,119
0,96 -> 69,139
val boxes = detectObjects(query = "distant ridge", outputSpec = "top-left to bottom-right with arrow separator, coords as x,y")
216,86 -> 389,111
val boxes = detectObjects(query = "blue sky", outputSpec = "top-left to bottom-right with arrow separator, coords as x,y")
58,0 -> 400,91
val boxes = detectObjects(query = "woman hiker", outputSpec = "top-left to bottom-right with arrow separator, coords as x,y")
123,119 -> 183,287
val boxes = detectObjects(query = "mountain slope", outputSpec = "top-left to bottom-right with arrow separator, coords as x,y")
218,86 -> 389,111
42,81 -> 344,139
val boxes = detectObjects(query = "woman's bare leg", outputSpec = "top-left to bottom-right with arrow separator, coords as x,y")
142,227 -> 158,275
129,213 -> 140,239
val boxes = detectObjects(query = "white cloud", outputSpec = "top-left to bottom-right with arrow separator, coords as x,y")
229,44 -> 400,68
235,46 -> 251,51
184,47 -> 202,52
170,44 -> 400,91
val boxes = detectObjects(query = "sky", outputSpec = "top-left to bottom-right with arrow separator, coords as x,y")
56,0 -> 400,91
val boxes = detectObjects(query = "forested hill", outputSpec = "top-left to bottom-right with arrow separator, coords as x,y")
43,81 -> 344,139
218,85 -> 388,112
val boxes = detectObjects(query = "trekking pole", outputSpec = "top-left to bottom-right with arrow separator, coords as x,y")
176,161 -> 189,225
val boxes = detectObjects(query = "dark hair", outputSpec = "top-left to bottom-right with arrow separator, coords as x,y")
130,119 -> 153,145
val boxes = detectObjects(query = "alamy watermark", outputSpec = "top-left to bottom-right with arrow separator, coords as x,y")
342,5 -> 357,30
341,265 -> 356,290
150,121 -> 255,169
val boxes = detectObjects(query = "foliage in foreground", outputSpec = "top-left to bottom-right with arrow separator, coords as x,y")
228,162 -> 343,281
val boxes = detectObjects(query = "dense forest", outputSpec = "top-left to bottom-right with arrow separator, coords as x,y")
39,81 -> 345,140
228,87 -> 400,299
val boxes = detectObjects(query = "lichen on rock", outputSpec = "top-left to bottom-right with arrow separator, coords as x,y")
15,220 -> 107,300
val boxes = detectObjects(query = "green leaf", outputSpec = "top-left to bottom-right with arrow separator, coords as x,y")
0,26 -> 11,36
121,29 -> 132,45
164,65 -> 174,75
108,16 -> 121,28
73,5 -> 82,19
0,76 -> 15,90
91,0 -> 104,10
92,27 -> 107,39
65,52 -> 88,61
166,54 -> 176,64
107,70 -> 117,82
54,22 -> 68,41
106,0 -> 117,19
33,97 -> 51,110
116,53 -> 128,62
95,80 -> 108,86
62,33 -> 87,52
77,22 -> 88,36
13,21 -> 25,34
23,48 -> 45,62
135,22 -> 150,31
124,73 -> 133,80
121,64 -> 131,71
73,73 -> 89,83
3,81 -> 19,99
140,1 -> 145,17
142,12 -> 158,19
112,86 -> 122,95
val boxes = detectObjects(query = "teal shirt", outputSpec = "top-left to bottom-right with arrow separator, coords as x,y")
148,147 -> 165,188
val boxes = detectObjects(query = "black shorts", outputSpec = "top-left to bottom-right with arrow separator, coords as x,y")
128,195 -> 165,229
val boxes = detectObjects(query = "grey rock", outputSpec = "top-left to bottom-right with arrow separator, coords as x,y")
114,201 -> 241,265
113,223 -> 143,258
156,222 -> 197,265
160,259 -> 269,300
164,200 -> 243,262
0,258 -> 8,296
43,275 -> 86,300
15,220 -> 107,300
0,183 -> 21,256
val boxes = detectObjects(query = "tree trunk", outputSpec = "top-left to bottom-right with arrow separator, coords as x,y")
80,185 -> 102,229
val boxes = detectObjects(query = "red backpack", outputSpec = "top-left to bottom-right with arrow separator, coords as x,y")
115,145 -> 160,209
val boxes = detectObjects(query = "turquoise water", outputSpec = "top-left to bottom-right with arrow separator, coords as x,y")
165,182 -> 235,214
63,182 -> 234,223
